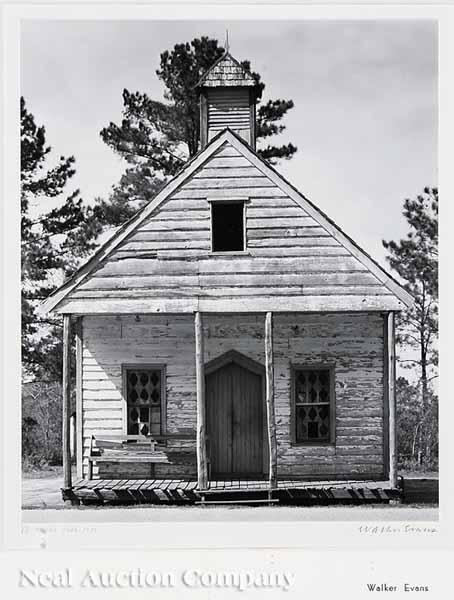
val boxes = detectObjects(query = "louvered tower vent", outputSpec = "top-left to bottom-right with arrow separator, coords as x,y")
196,51 -> 259,150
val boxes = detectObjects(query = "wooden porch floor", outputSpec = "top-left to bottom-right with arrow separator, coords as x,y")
64,478 -> 401,505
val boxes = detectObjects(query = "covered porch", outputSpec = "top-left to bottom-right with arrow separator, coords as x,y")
60,309 -> 398,505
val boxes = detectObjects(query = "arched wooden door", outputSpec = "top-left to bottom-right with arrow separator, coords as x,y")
206,353 -> 264,478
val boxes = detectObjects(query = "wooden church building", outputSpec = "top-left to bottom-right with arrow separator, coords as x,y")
43,50 -> 413,504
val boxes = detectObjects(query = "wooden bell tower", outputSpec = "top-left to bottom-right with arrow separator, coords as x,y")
197,51 -> 258,150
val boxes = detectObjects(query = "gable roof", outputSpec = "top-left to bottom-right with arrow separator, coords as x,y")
196,51 -> 257,88
42,128 -> 413,313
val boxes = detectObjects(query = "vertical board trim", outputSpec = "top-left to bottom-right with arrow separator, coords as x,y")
387,312 -> 397,487
200,92 -> 208,150
62,314 -> 72,490
249,88 -> 256,150
195,312 -> 208,489
383,313 -> 390,479
265,312 -> 278,489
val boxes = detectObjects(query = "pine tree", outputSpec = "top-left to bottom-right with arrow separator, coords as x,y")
96,37 -> 296,226
21,97 -> 100,379
383,187 -> 438,469
396,376 -> 438,471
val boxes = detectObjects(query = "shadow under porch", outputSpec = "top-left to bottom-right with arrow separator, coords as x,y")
63,477 -> 401,506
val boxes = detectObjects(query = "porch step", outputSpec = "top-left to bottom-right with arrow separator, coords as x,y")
196,498 -> 279,505
401,477 -> 439,504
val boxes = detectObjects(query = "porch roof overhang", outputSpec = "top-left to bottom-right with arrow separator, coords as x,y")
53,295 -> 406,316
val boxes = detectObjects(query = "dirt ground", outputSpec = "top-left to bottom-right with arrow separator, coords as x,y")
22,468 -> 76,509
22,504 -> 439,523
21,472 -> 438,522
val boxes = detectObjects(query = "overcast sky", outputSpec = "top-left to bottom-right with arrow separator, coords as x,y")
21,19 -> 437,266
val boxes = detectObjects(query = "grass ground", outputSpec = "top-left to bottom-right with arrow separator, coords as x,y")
22,465 -> 67,479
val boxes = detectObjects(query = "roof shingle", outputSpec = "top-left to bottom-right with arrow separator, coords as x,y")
197,52 -> 256,88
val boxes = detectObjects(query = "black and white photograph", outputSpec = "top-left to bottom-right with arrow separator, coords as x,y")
20,16 -> 438,514
2,2 -> 448,598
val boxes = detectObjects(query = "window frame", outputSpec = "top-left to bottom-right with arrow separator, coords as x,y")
121,363 -> 167,437
208,197 -> 248,255
290,363 -> 336,446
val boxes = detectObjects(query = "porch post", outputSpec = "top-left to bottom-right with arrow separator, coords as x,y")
195,311 -> 208,490
387,311 -> 397,488
70,413 -> 76,459
75,317 -> 83,479
62,314 -> 72,491
265,312 -> 278,489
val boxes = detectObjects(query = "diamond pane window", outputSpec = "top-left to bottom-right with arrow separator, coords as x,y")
126,367 -> 164,436
294,367 -> 333,443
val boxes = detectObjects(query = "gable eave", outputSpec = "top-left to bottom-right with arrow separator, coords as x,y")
43,127 -> 413,314
41,129 -> 235,314
220,130 -> 414,309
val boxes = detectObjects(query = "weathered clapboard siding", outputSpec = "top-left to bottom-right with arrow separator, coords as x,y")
73,287 -> 388,300
187,176 -> 275,189
221,311 -> 385,479
78,272 -> 381,290
81,315 -> 197,479
81,312 -> 385,480
65,296 -> 401,315
58,139 -> 403,314
91,256 -> 374,277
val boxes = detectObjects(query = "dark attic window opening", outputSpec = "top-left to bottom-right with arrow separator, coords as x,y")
211,201 -> 245,252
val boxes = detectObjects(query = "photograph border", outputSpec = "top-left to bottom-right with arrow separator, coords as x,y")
3,1 -> 452,556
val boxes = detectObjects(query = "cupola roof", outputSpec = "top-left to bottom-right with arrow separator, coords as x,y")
196,51 -> 256,88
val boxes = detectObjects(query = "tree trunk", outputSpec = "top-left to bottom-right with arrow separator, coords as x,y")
421,336 -> 429,469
